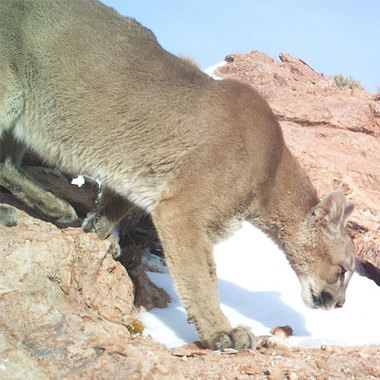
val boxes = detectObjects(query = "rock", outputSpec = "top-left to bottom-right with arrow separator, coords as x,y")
271,325 -> 294,339
217,51 -> 380,280
256,336 -> 290,351
0,327 -> 51,380
172,342 -> 213,357
0,210 -> 134,378
218,51 -> 380,137
128,263 -> 171,312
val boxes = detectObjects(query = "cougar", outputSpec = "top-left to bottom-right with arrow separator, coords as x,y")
0,0 -> 355,350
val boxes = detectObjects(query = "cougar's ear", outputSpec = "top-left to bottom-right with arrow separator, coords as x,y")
312,191 -> 352,238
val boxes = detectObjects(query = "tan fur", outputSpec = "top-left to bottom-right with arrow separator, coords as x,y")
0,0 -> 355,350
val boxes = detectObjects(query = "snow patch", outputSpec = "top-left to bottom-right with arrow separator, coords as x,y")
71,175 -> 85,187
204,61 -> 227,80
142,222 -> 380,349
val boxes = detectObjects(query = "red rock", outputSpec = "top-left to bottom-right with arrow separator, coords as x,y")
172,342 -> 212,357
271,325 -> 294,339
0,210 -> 133,378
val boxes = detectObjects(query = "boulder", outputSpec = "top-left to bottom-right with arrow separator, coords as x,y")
0,210 -> 134,378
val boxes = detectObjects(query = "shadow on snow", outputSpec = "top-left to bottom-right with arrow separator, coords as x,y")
145,275 -> 310,344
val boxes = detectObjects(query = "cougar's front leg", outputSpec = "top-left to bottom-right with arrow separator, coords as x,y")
0,134 -> 77,225
152,198 -> 256,351
82,187 -> 136,257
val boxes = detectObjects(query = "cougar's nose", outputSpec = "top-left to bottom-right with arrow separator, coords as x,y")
335,301 -> 344,308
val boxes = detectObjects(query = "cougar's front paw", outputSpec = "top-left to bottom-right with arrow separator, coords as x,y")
212,326 -> 256,351
83,211 -> 121,258
82,210 -> 99,232
82,211 -> 114,239
106,234 -> 121,258
0,204 -> 18,226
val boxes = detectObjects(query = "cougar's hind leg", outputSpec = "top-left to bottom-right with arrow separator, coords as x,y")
0,63 -> 21,226
0,133 -> 78,224
152,194 -> 256,351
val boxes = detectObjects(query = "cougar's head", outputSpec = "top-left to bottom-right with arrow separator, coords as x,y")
293,191 -> 355,310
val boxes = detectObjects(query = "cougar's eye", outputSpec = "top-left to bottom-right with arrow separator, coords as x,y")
339,266 -> 347,283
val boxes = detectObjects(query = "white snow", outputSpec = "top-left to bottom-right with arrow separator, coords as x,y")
204,61 -> 227,80
141,222 -> 380,349
71,175 -> 85,187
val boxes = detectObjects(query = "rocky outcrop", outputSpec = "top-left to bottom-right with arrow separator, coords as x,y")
0,209 -> 135,378
222,51 -> 380,136
217,51 -> 380,282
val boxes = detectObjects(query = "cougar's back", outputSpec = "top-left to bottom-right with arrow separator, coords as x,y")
0,0 -> 218,208
0,0 -> 284,213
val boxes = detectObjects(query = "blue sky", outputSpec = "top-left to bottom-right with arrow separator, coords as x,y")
102,1 -> 380,93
